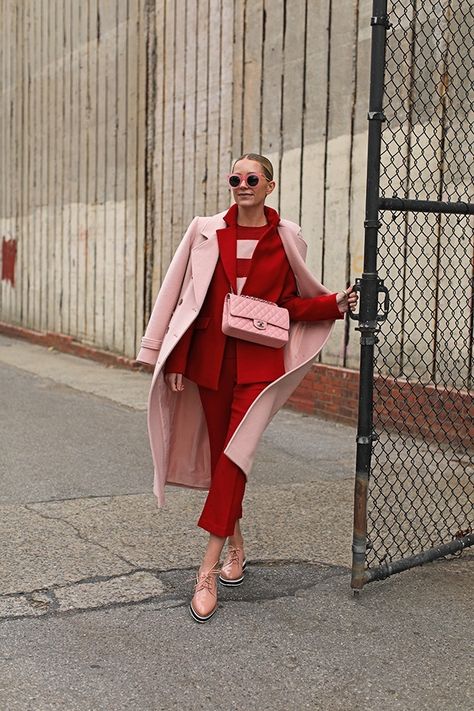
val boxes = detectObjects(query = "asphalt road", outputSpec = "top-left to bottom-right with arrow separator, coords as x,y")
0,334 -> 472,711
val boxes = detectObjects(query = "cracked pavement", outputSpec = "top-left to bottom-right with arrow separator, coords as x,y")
0,334 -> 472,711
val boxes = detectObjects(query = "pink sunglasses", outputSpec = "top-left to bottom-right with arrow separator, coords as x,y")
227,172 -> 270,188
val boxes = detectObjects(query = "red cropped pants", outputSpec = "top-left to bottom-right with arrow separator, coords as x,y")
197,339 -> 269,537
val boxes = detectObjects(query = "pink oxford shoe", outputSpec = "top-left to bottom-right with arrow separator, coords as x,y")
189,562 -> 221,623
218,545 -> 247,587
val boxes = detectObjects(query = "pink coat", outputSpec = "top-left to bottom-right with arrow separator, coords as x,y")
136,211 -> 337,506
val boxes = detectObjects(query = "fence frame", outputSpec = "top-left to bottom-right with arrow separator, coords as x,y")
350,0 -> 474,592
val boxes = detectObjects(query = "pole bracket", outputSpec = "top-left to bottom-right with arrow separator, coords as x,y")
357,429 -> 378,445
368,111 -> 386,122
360,334 -> 379,345
371,15 -> 392,29
364,219 -> 382,229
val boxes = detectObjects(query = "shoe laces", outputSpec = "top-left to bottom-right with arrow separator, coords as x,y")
223,546 -> 242,570
194,563 -> 220,596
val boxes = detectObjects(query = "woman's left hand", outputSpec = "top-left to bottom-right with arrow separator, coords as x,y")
336,285 -> 358,314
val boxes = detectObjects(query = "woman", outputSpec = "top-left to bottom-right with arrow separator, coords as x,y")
136,153 -> 358,623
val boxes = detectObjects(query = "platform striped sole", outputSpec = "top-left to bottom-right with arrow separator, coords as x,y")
189,602 -> 217,623
218,559 -> 247,587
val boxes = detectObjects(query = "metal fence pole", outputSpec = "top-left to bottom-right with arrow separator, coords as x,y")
350,0 -> 390,591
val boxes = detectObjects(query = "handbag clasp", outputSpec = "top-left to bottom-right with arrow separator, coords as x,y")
254,320 -> 267,330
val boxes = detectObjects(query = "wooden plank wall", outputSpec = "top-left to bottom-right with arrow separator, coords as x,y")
0,0 -> 147,359
2,0 -> 469,376
149,0 -> 472,376
150,0 -> 366,369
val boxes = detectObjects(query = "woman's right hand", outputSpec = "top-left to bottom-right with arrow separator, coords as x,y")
164,373 -> 184,392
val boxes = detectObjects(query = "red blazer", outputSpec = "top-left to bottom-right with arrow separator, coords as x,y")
165,210 -> 343,389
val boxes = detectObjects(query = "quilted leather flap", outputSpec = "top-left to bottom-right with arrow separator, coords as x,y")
227,294 -> 289,329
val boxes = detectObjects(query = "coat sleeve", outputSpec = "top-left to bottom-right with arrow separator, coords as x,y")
163,323 -> 194,374
136,217 -> 199,365
278,264 -> 344,321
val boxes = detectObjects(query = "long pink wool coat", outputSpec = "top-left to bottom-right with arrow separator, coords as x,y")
136,211 -> 337,506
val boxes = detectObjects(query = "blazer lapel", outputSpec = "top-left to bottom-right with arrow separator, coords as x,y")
241,225 -> 280,296
216,226 -> 237,293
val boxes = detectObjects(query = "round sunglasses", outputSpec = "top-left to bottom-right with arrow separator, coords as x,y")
227,172 -> 270,189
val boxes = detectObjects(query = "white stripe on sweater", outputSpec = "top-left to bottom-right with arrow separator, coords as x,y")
236,239 -> 259,259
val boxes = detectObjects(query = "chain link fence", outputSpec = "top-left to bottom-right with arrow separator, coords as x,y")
351,0 -> 473,588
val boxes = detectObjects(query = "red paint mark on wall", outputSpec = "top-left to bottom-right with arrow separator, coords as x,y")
2,238 -> 17,286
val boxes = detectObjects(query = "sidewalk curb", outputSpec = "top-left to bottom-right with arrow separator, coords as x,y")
0,321 -> 153,374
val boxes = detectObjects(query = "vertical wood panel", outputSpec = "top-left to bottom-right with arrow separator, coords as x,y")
46,0 -> 55,331
2,0 -> 10,316
181,0 -> 198,228
133,0 -> 146,357
12,0 -> 19,320
8,0 -> 15,319
167,0 -> 178,254
94,0 -> 107,346
104,0 -> 117,347
279,0 -> 306,224
0,0 -> 5,313
13,0 -> 20,319
151,0 -> 165,299
19,0 -> 27,325
39,0 -> 48,332
32,0 -> 40,329
2,0 -> 9,315
242,1 -> 264,153
125,0 -> 139,354
171,0 -> 186,250
194,0 -> 209,215
321,0 -> 358,365
76,0 -> 88,342
27,1 -> 35,327
206,0 -> 222,216
217,0 -> 234,209
85,0 -> 98,345
26,0 -> 34,327
161,0 -> 176,270
347,0 -> 371,370
53,0 -> 63,334
300,0 -> 330,276
113,1 -> 127,353
231,0 -> 245,159
261,0 -> 284,212
0,0 -> 9,317
61,0 -> 72,335
69,0 -> 79,339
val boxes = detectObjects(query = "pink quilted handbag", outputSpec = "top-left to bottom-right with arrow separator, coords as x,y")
222,292 -> 290,348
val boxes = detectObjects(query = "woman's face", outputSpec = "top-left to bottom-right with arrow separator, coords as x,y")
230,158 -> 275,208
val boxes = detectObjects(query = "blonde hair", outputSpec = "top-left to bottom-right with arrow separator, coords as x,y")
232,153 -> 274,181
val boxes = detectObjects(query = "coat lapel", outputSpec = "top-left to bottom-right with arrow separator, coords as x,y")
189,211 -> 226,305
190,239 -> 219,305
216,225 -> 237,293
277,222 -> 329,298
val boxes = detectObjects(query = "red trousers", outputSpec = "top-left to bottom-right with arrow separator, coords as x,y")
197,339 -> 269,537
